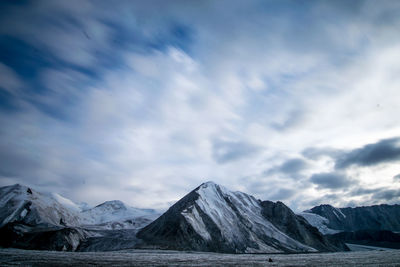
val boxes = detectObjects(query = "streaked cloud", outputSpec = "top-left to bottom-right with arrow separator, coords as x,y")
0,0 -> 400,211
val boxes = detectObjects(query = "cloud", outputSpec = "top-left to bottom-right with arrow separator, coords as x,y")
212,139 -> 262,164
278,158 -> 309,175
270,109 -> 306,131
268,188 -> 296,201
303,137 -> 400,171
335,137 -> 400,169
394,174 -> 400,181
302,147 -> 343,160
310,172 -> 355,189
262,158 -> 309,181
372,189 -> 400,202
349,187 -> 383,196
0,63 -> 23,93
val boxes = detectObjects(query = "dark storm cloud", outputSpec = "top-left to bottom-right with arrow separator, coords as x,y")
310,172 -> 354,189
335,137 -> 400,169
212,139 -> 261,164
303,137 -> 400,170
372,189 -> 400,202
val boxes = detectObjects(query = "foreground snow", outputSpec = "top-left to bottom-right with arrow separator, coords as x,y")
1,248 -> 400,266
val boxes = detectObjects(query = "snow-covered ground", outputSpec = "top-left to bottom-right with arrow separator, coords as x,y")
1,248 -> 400,266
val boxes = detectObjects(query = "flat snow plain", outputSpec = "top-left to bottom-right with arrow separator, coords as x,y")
1,248 -> 400,266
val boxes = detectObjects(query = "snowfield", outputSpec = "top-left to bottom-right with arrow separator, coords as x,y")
1,248 -> 400,266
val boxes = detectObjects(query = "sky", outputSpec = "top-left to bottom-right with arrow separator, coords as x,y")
0,0 -> 400,212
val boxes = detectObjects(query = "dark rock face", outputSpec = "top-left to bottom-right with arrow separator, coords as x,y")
309,204 -> 400,232
0,222 -> 88,251
137,182 -> 344,253
260,201 -> 348,252
327,230 -> 400,249
136,187 -> 210,251
78,229 -> 140,252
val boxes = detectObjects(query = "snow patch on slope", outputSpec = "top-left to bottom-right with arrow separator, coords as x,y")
299,212 -> 341,235
334,207 -> 346,219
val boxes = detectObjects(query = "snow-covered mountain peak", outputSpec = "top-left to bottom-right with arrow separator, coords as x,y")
187,182 -> 318,252
197,181 -> 219,191
0,183 -> 81,227
95,200 -> 127,211
200,181 -> 217,186
138,182 -> 339,253
0,184 -> 161,230
80,199 -> 159,227
196,181 -> 232,196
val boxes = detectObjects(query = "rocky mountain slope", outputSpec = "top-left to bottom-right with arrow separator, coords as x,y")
137,182 -> 344,253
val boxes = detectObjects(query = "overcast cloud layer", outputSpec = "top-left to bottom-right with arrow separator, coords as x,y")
1,0 -> 400,211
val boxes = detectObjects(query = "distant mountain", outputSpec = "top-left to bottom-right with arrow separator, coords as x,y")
137,181 -> 344,253
0,184 -> 161,251
80,200 -> 159,230
0,184 -> 81,227
300,204 -> 400,233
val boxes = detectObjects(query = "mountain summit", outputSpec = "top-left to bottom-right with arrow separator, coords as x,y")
137,181 -> 342,253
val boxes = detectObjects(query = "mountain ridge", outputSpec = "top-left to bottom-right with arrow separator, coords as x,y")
1,182 -> 399,253
136,181 -> 343,253
300,203 -> 400,233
